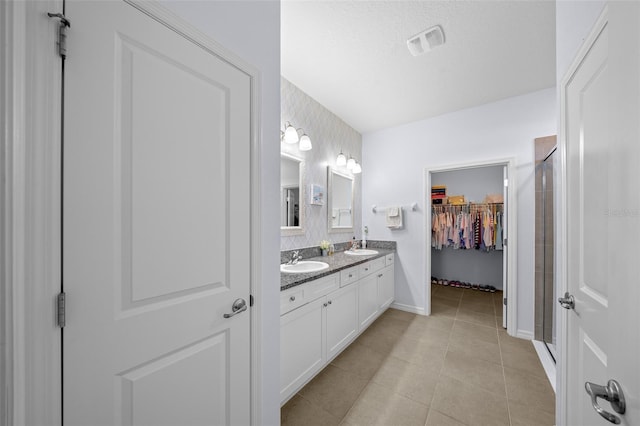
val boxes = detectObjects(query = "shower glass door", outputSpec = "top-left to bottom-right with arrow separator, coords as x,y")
541,148 -> 557,359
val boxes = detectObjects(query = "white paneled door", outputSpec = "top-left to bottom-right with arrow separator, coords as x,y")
563,2 -> 639,425
63,1 -> 252,424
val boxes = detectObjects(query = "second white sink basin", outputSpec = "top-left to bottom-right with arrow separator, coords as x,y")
281,261 -> 330,274
344,249 -> 379,256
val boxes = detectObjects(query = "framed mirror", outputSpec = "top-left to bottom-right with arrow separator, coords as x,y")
281,153 -> 305,235
327,167 -> 354,233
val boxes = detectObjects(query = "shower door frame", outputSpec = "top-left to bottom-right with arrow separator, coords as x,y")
540,146 -> 558,361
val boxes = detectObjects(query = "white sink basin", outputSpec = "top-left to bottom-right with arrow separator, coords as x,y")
344,249 -> 379,256
281,261 -> 330,274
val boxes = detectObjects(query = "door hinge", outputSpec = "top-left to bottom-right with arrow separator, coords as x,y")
57,292 -> 66,328
503,297 -> 507,306
250,294 -> 254,307
47,13 -> 71,59
503,238 -> 507,246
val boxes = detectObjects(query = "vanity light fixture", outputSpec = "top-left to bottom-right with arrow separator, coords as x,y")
299,134 -> 312,151
281,121 -> 313,150
336,151 -> 362,173
346,156 -> 356,170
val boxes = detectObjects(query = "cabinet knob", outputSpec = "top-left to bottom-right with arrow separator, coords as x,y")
289,296 -> 296,302
323,303 -> 328,307
378,274 -> 383,278
328,300 -> 332,305
348,274 -> 353,278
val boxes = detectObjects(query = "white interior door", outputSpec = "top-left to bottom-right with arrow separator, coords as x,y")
63,1 -> 252,424
563,3 -> 639,425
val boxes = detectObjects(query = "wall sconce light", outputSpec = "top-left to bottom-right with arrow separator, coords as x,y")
336,151 -> 362,174
281,121 -> 312,151
346,156 -> 356,170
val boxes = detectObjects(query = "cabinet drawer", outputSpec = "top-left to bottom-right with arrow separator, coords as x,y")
308,273 -> 340,300
385,253 -> 394,266
340,266 -> 359,287
280,287 -> 306,315
360,257 -> 386,278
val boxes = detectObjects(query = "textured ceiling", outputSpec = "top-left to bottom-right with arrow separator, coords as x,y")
282,1 -> 556,134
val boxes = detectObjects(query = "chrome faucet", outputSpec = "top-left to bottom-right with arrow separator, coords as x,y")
287,250 -> 302,265
350,239 -> 359,251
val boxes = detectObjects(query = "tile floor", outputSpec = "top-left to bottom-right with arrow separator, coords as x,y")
281,284 -> 556,426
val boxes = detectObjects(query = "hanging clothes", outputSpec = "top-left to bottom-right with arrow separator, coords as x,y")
431,203 -> 504,252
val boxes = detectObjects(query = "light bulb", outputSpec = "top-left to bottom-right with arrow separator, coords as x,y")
347,157 -> 356,170
336,151 -> 347,166
283,123 -> 299,144
299,134 -> 312,151
353,163 -> 362,174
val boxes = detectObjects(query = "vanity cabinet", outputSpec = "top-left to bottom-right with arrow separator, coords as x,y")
325,284 -> 359,360
280,253 -> 395,404
377,255 -> 395,309
358,274 -> 379,330
280,297 -> 326,402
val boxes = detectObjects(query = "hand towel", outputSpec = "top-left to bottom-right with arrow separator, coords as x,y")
386,206 -> 403,229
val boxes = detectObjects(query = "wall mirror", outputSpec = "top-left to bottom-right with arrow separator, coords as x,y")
327,167 -> 354,233
281,153 -> 305,235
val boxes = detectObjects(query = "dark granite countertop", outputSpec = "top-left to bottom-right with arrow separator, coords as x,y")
280,248 -> 395,291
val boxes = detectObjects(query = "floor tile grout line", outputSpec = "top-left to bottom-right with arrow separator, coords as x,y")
496,312 -> 514,426
423,304 -> 457,426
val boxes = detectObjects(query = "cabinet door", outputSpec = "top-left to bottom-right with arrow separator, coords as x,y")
377,264 -> 395,309
280,297 -> 326,403
358,274 -> 379,329
326,284 -> 359,361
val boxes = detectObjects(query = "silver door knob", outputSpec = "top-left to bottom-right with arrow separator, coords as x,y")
558,292 -> 575,310
585,379 -> 626,424
223,298 -> 247,318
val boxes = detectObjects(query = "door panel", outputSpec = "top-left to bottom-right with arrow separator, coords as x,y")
564,3 -> 639,424
565,13 -> 610,425
326,284 -> 358,360
358,274 -> 379,329
280,298 -> 326,403
63,1 -> 251,424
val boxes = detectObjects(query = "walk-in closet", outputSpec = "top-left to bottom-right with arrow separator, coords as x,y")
429,165 -> 507,325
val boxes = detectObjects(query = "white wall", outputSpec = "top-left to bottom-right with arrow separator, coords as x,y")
160,2 -> 281,424
362,87 -> 556,336
556,0 -> 607,82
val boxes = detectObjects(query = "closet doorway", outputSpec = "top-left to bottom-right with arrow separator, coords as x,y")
425,159 -> 517,334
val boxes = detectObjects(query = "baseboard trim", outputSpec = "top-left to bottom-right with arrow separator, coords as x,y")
390,302 -> 426,316
532,340 -> 557,393
515,329 -> 534,340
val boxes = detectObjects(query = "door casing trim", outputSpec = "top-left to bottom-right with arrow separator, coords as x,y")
423,157 -> 518,336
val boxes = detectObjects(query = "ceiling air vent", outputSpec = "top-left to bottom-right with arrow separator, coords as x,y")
406,25 -> 445,56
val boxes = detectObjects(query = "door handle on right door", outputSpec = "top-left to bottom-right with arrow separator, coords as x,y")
223,298 -> 247,318
558,292 -> 575,310
585,379 -> 626,424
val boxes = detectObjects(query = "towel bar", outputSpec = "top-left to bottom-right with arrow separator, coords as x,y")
372,203 -> 418,213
